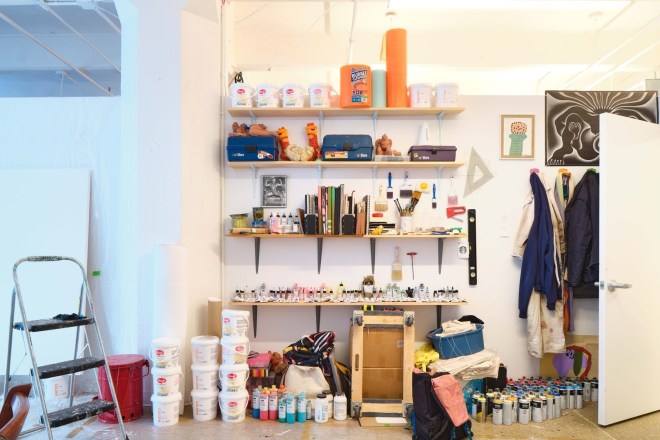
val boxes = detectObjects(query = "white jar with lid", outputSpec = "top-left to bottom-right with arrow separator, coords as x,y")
334,392 -> 347,420
314,394 -> 328,423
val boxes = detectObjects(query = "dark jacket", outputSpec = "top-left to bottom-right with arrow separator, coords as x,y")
518,173 -> 560,318
564,170 -> 599,293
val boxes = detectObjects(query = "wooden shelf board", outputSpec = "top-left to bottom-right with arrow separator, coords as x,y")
227,106 -> 465,118
226,233 -> 466,239
227,161 -> 464,169
229,301 -> 467,307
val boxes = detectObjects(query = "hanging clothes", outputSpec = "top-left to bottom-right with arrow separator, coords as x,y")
564,170 -> 599,299
554,169 -> 576,332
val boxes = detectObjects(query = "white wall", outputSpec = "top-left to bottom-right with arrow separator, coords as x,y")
223,95 -> 598,378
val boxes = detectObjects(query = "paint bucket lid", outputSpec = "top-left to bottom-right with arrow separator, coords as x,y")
191,335 -> 219,346
151,392 -> 182,403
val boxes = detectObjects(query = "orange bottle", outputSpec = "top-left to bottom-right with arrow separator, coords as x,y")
340,64 -> 371,108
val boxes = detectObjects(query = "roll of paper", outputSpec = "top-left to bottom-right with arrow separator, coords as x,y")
372,69 -> 386,108
385,28 -> 408,107
207,297 -> 222,338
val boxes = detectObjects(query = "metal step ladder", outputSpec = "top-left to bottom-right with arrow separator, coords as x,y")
3,256 -> 128,439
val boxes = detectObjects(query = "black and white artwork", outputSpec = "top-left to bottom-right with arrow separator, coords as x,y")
545,90 -> 658,166
261,175 -> 287,208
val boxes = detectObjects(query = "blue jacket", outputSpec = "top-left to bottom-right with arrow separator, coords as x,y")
518,173 -> 560,318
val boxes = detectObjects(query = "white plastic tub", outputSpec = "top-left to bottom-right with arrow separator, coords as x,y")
221,310 -> 250,337
191,363 -> 218,391
151,392 -> 182,427
43,376 -> 70,401
435,83 -> 459,106
220,336 -> 250,364
150,337 -> 180,369
255,83 -> 280,108
152,365 -> 182,397
190,335 -> 219,365
229,83 -> 254,108
219,363 -> 249,392
409,83 -> 433,108
280,83 -> 304,108
191,389 -> 219,421
219,389 -> 249,423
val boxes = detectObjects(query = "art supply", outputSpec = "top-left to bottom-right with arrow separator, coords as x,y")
315,394 -> 328,423
252,387 -> 261,419
518,398 -> 529,424
334,392 -> 347,420
407,251 -> 417,279
492,399 -> 503,425
340,64 -> 371,108
375,184 -> 388,212
219,389 -> 249,423
409,83 -> 433,108
371,69 -> 386,107
151,392 -> 182,427
297,392 -> 307,422
255,83 -> 279,108
400,170 -> 413,198
502,399 -> 512,425
279,398 -> 286,423
385,28 -> 407,107
229,83 -> 254,108
280,83 -> 304,108
191,389 -> 219,421
323,390 -> 333,419
392,247 -> 403,281
387,172 -> 394,199
447,177 -> 459,205
150,337 -> 180,369
309,83 -> 332,108
190,335 -> 219,365
259,388 -> 269,421
286,393 -> 296,423
152,365 -> 181,397
269,388 -> 279,420
435,83 -> 459,106
432,183 -> 437,209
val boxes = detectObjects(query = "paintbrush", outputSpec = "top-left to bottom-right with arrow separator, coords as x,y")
387,172 -> 394,199
432,183 -> 437,209
407,251 -> 417,279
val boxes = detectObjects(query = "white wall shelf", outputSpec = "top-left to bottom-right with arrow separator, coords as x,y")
227,106 -> 465,118
227,161 -> 464,169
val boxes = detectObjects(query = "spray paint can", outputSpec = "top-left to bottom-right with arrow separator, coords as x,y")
559,387 -> 568,410
471,392 -> 480,420
492,399 -> 503,425
583,379 -> 591,402
576,386 -> 584,409
568,386 -> 576,409
553,391 -> 561,418
476,397 -> 486,423
545,394 -> 555,420
502,399 -> 513,425
540,394 -> 547,420
510,396 -> 518,423
486,389 -> 495,417
591,380 -> 599,402
518,398 -> 530,425
531,397 -> 543,423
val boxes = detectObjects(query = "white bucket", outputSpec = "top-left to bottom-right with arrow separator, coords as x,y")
219,389 -> 249,423
409,83 -> 433,108
219,363 -> 249,392
150,337 -> 180,368
280,83 -> 304,108
221,336 -> 250,364
221,310 -> 250,337
152,365 -> 182,397
435,83 -> 459,106
229,83 -> 254,108
43,376 -> 70,401
309,83 -> 332,108
191,335 -> 219,365
191,389 -> 219,421
255,83 -> 280,108
192,363 -> 219,391
151,392 -> 182,427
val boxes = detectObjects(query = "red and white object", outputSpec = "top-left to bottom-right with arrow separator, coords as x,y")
221,335 -> 250,364
191,335 -> 219,365
152,365 -> 182,397
221,310 -> 250,338
219,363 -> 249,392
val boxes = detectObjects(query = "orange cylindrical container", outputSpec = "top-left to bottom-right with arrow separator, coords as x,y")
340,64 -> 371,108
385,28 -> 408,107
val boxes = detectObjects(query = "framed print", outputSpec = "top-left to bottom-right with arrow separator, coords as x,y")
545,90 -> 658,166
262,175 -> 287,208
501,115 -> 534,159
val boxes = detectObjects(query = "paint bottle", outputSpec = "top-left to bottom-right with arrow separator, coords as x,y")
260,388 -> 270,421
540,394 -> 547,420
306,399 -> 313,420
297,392 -> 307,423
568,386 -> 576,409
252,386 -> 261,419
486,389 -> 495,417
531,396 -> 543,423
471,392 -> 480,419
339,64 -> 371,108
278,398 -> 286,423
268,387 -> 278,420
518,398 -> 530,424
509,395 -> 518,423
553,391 -> 561,418
323,390 -> 333,419
286,393 -> 296,424
334,392 -> 347,421
315,394 -> 328,423
559,386 -> 567,410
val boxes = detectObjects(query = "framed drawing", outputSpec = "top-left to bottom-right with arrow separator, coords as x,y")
262,175 -> 287,208
546,90 -> 658,166
501,115 -> 534,159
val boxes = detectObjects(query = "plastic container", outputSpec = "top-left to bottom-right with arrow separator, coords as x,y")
334,392 -> 347,420
219,363 -> 249,392
221,310 -> 250,337
150,337 -> 180,369
408,83 -> 433,108
340,64 -> 371,108
309,83 -> 332,108
43,376 -> 70,401
229,83 -> 254,108
315,394 -> 328,423
191,363 -> 218,391
152,365 -> 182,397
219,389 -> 249,423
151,392 -> 182,427
255,83 -> 280,108
426,324 -> 485,359
98,354 -> 150,423
435,83 -> 458,106
221,335 -> 250,364
280,83 -> 304,108
191,389 -> 219,421
190,335 -> 219,365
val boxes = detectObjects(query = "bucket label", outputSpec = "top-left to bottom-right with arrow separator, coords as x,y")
157,378 -> 166,384
237,88 -> 245,95
236,345 -> 245,352
229,401 -> 238,408
155,349 -> 164,356
285,88 -> 295,95
228,373 -> 237,380
351,68 -> 367,82
223,317 -> 230,324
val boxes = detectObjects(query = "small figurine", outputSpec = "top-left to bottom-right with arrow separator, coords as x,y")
306,122 -> 321,160
277,127 -> 290,160
375,133 -> 401,156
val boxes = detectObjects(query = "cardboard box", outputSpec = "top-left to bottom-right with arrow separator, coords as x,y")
540,334 -> 599,379
362,368 -> 403,399
363,327 -> 404,368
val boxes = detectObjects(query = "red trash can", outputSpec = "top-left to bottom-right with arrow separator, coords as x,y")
97,354 -> 150,423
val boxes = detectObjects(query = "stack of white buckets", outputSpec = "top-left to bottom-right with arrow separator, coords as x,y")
150,337 -> 182,427
218,309 -> 251,423
190,335 -> 221,421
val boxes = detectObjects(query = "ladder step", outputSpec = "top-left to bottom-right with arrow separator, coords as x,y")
45,400 -> 116,428
14,317 -> 95,332
37,357 -> 105,379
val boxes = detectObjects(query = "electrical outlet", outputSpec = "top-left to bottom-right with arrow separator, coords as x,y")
457,239 -> 469,259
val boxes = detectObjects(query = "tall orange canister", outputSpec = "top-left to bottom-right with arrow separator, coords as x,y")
340,64 -> 371,108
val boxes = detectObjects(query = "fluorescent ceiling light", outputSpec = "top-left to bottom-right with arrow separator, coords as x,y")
388,0 -> 630,10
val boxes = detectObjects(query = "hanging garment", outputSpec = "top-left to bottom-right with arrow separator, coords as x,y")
527,291 -> 565,358
554,169 -> 575,223
564,170 -> 599,298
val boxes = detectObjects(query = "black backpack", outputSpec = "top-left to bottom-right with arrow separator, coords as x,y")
412,370 -> 474,440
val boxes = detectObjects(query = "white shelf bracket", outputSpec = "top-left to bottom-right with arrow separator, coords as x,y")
372,111 -> 378,140
319,111 -> 325,135
317,164 -> 322,186
372,166 -> 377,197
250,164 -> 257,198
436,165 -> 444,199
436,111 -> 446,144
249,110 -> 256,125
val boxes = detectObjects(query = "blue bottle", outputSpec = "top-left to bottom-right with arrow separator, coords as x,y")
278,398 -> 286,423
297,392 -> 306,423
286,393 -> 296,424
252,386 -> 261,419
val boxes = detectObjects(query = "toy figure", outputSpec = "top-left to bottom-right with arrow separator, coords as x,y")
375,133 -> 401,156
306,122 -> 321,160
277,127 -> 290,160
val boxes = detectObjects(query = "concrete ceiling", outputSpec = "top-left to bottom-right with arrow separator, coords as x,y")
0,0 -> 658,97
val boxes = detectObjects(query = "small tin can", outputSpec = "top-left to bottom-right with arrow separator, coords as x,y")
576,386 -> 584,409
591,380 -> 599,402
471,393 -> 480,419
492,399 -> 503,425
540,394 -> 547,420
477,397 -> 487,423
531,397 -> 543,423
545,394 -> 555,420
559,387 -> 568,410
568,386 -> 576,409
518,398 -> 530,425
502,399 -> 513,425
583,380 -> 591,402
510,395 -> 518,423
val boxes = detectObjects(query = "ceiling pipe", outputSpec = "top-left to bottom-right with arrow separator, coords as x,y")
584,39 -> 660,89
94,4 -> 121,33
0,10 -> 112,96
43,3 -> 121,72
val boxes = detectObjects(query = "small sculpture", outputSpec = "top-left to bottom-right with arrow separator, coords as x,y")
276,127 -> 290,160
375,133 -> 401,156
306,122 -> 321,160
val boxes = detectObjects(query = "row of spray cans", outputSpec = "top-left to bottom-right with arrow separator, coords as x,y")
471,377 -> 598,425
252,386 -> 347,423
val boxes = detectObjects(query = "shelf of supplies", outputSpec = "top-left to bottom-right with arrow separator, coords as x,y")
226,161 -> 464,169
227,106 -> 465,118
226,233 -> 466,275
229,301 -> 468,337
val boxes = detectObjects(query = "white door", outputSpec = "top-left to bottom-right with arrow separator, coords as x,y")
599,113 -> 660,425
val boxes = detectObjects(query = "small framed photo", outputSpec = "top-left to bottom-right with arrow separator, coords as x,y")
501,115 -> 534,159
261,175 -> 287,208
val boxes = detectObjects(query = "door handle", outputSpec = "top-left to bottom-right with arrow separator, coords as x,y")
607,281 -> 632,292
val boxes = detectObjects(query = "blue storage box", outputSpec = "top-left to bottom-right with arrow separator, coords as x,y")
227,136 -> 278,161
321,134 -> 373,161
426,324 -> 484,359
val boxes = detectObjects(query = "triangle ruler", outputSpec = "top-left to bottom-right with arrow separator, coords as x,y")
464,147 -> 494,198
